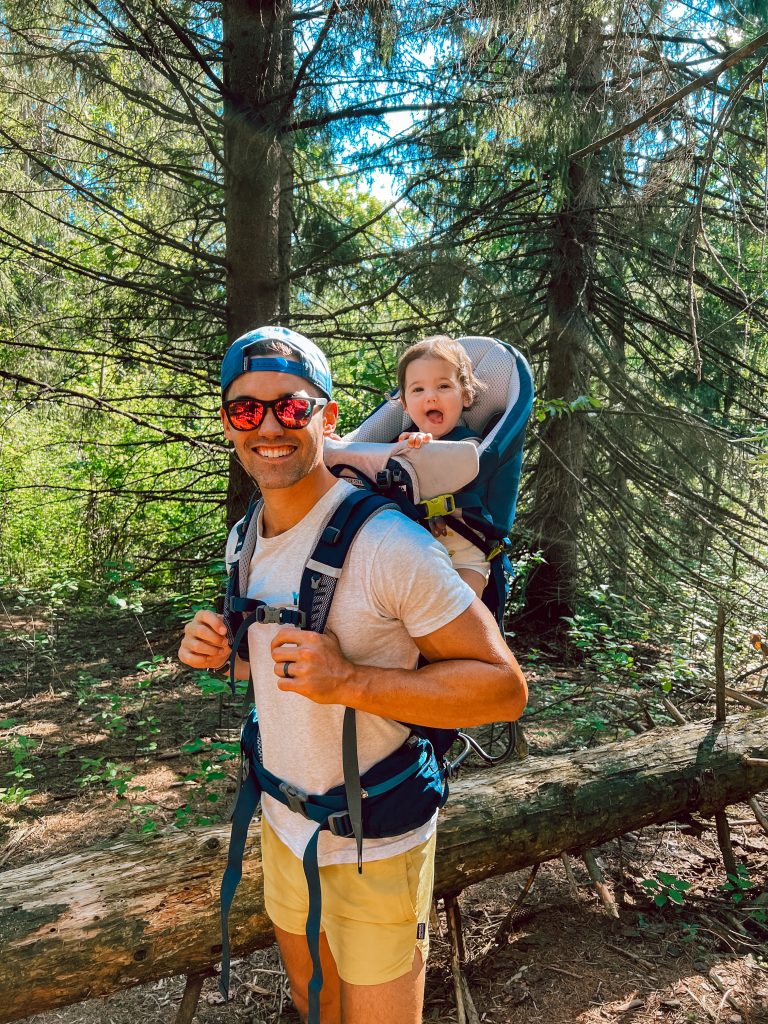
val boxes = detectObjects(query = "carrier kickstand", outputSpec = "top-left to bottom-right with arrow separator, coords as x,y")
444,894 -> 481,1024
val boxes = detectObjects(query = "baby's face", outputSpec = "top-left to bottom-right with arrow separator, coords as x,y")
401,356 -> 467,438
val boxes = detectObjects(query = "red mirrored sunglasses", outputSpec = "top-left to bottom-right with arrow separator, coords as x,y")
222,395 -> 328,431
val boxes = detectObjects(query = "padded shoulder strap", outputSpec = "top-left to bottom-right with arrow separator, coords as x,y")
237,497 -> 264,596
298,488 -> 398,634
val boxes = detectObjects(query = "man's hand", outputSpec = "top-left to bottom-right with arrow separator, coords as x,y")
179,610 -> 231,670
271,627 -> 353,703
397,430 -> 433,448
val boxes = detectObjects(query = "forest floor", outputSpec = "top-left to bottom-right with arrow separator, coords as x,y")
1,596 -> 767,1024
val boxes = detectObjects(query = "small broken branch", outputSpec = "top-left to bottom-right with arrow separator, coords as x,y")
604,943 -> 655,972
722,687 -> 767,710
493,864 -> 540,945
560,852 -> 580,897
174,972 -> 209,1024
583,850 -> 619,918
714,811 -> 738,878
662,698 -> 688,725
444,896 -> 480,1024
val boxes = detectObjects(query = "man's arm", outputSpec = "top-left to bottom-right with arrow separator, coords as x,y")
270,597 -> 527,727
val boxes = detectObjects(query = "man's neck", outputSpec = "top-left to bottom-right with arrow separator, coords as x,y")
260,462 -> 339,537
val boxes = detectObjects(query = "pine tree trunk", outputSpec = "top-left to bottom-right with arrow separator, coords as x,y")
1,711 -> 767,1023
517,13 -> 603,643
607,256 -> 630,594
222,0 -> 293,527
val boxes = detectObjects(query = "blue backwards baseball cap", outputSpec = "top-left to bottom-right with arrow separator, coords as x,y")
220,326 -> 333,400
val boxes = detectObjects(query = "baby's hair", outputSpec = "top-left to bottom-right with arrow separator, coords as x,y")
397,335 -> 483,407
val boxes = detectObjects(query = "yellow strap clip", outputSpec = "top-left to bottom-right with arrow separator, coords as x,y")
419,493 -> 456,518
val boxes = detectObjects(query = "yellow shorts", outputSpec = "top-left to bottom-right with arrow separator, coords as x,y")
261,817 -> 436,985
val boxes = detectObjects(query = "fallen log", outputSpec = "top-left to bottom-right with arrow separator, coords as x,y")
1,711 -> 767,1023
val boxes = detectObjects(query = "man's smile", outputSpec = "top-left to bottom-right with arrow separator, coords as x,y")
253,444 -> 297,459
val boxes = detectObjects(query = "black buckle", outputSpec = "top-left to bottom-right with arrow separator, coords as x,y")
279,782 -> 310,818
376,468 -> 405,491
321,525 -> 341,544
256,605 -> 306,628
327,811 -> 354,837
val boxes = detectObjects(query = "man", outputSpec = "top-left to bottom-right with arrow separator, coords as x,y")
179,326 -> 527,1024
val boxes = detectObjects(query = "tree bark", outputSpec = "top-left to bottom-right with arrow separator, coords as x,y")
1,711 -> 767,1023
222,0 -> 294,526
517,12 -> 604,642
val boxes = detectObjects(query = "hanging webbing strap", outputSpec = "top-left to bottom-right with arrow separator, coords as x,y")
341,707 -> 364,872
219,764 -> 261,998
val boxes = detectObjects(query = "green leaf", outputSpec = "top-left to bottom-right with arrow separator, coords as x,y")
671,879 -> 691,892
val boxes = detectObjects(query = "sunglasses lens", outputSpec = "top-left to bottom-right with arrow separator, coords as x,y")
226,399 -> 264,430
275,397 -> 313,428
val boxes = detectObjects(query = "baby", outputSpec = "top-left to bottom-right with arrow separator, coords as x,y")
397,335 -> 489,597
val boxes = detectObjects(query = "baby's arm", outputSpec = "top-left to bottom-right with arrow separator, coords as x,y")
397,430 -> 433,448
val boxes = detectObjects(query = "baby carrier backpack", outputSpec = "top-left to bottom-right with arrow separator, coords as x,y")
337,335 -> 534,625
218,336 -> 533,1023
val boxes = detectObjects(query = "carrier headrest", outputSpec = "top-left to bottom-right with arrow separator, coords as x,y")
344,337 -> 523,452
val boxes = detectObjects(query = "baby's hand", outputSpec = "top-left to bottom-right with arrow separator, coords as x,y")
398,431 -> 433,448
428,516 -> 448,537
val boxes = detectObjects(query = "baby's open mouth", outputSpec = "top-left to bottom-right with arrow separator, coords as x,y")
426,410 -> 443,423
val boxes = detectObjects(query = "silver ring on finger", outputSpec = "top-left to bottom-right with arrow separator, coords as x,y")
283,661 -> 292,679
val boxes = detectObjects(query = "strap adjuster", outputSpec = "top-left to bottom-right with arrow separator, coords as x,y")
279,782 -> 311,818
376,467 -> 405,490
420,493 -> 456,518
487,537 -> 512,561
327,811 -> 354,837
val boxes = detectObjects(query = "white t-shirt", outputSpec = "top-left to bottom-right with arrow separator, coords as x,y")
225,480 -> 475,866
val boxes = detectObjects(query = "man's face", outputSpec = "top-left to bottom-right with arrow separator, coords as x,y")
221,369 -> 337,491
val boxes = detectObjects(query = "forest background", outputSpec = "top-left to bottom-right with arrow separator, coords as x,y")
1,0 -> 768,794
1,3 -> 768,1021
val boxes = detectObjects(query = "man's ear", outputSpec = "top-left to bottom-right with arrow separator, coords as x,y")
322,401 -> 339,435
220,406 -> 233,441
